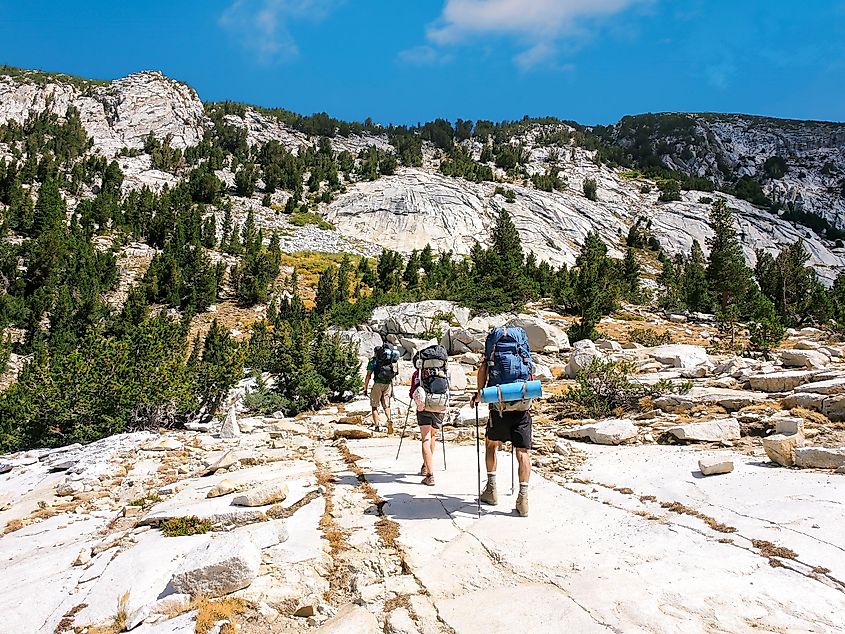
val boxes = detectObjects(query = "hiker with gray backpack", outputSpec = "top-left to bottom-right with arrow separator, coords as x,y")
409,344 -> 450,486
471,326 -> 535,517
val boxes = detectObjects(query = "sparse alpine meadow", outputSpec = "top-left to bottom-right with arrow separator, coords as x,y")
0,66 -> 844,633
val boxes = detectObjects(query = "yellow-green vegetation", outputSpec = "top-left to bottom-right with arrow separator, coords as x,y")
290,211 -> 334,230
619,169 -> 645,180
160,516 -> 213,537
280,251 -> 365,292
128,493 -> 162,508
629,327 -> 673,347
193,597 -> 248,634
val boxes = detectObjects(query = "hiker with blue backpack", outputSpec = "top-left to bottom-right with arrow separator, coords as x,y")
471,326 -> 537,517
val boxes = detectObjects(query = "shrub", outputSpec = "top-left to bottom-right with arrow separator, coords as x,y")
290,211 -> 334,230
160,516 -> 213,537
583,177 -> 598,201
657,179 -> 681,202
555,359 -> 690,418
629,327 -> 673,347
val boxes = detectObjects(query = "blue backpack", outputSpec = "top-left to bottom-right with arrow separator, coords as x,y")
484,327 -> 532,387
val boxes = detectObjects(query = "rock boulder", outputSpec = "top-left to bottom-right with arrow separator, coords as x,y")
667,418 -> 741,442
170,536 -> 261,597
560,419 -> 638,445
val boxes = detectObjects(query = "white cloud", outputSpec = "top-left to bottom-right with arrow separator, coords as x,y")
425,0 -> 653,69
430,0 -> 647,43
397,45 -> 454,66
220,0 -> 342,63
513,42 -> 556,70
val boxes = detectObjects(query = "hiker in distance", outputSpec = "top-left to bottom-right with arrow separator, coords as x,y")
409,344 -> 450,486
363,344 -> 399,432
471,326 -> 534,517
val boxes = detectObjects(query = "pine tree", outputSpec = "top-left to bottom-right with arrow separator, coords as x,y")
315,267 -> 337,314
403,249 -> 421,289
32,178 -> 66,236
705,199 -> 753,310
681,240 -> 711,311
568,232 -> 618,340
583,178 -> 598,201
622,248 -> 641,301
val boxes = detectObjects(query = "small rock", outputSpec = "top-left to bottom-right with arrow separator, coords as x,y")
316,603 -> 379,633
170,535 -> 261,597
143,437 -> 184,451
836,466 -> 845,474
698,457 -> 734,476
232,480 -> 289,506
333,424 -> 373,440
794,447 -> 845,469
294,603 -> 317,617
774,417 -> 805,436
667,419 -> 741,442
387,607 -> 420,634
205,479 -> 237,498
123,505 -> 144,518
0,463 -> 12,474
220,408 -> 240,439
73,548 -> 92,567
560,419 -> 638,445
763,433 -> 805,467
203,450 -> 245,475
779,349 -> 830,370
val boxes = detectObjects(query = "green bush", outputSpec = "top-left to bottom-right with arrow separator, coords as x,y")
555,359 -> 690,418
161,516 -> 213,537
628,327 -> 673,347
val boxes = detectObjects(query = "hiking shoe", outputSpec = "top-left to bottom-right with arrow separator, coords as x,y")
422,474 -> 435,486
515,492 -> 528,517
480,481 -> 498,505
419,463 -> 429,476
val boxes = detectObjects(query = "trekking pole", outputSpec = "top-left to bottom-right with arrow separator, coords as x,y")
475,403 -> 481,519
441,419 -> 447,470
395,401 -> 412,460
510,444 -> 515,495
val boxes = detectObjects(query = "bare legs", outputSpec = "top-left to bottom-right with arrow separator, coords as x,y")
420,425 -> 437,477
485,439 -> 530,482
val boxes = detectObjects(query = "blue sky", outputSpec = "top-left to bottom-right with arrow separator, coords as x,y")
1,1 -> 844,126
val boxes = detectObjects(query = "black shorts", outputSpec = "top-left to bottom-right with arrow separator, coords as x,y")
417,411 -> 444,429
486,409 -> 532,449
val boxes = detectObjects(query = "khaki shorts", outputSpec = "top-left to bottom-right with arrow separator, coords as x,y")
369,382 -> 392,410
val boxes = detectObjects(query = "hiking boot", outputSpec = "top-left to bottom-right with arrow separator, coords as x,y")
515,492 -> 528,517
480,480 -> 498,505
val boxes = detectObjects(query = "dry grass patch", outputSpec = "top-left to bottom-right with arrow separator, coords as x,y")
672,404 -> 728,424
751,539 -> 797,560
193,596 -> 249,634
3,518 -> 25,534
659,501 -> 737,533
790,407 -> 831,427
812,566 -> 831,575
54,602 -> 87,633
376,517 -> 401,549
639,495 -> 657,503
